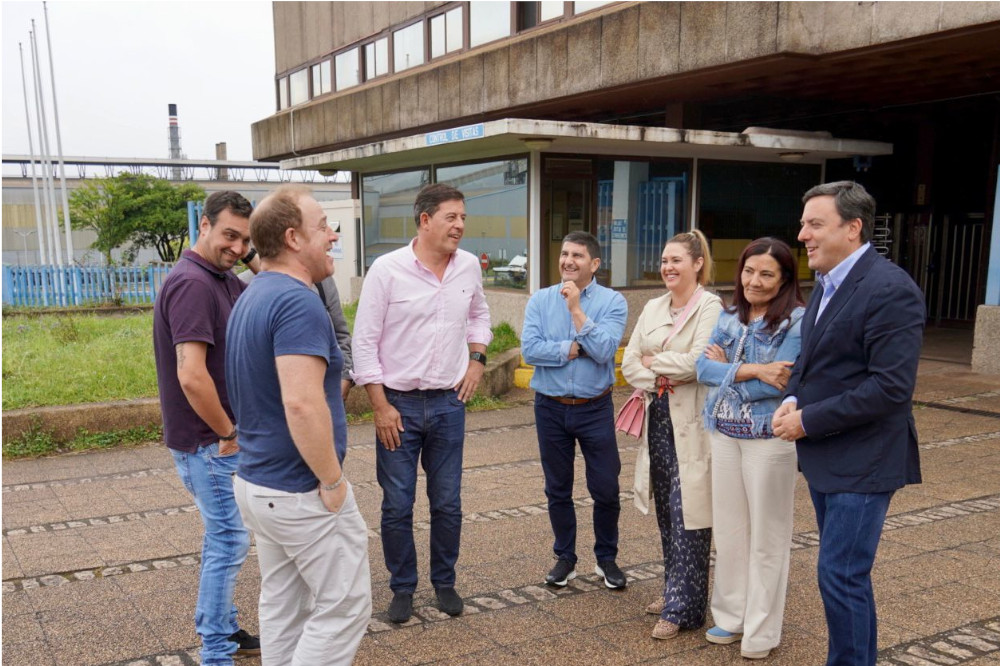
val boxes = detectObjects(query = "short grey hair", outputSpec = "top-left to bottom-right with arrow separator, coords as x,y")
802,180 -> 875,243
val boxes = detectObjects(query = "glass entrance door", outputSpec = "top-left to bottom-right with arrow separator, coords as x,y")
542,178 -> 591,287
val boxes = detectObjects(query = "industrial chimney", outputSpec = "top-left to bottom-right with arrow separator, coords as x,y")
167,103 -> 182,180
215,142 -> 228,181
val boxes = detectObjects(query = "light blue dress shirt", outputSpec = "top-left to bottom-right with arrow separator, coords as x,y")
815,242 -> 871,322
785,242 -> 871,432
521,278 -> 627,398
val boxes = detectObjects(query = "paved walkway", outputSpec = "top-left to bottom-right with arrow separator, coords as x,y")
4,347 -> 1000,665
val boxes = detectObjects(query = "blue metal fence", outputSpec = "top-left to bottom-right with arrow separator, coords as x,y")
2,264 -> 172,307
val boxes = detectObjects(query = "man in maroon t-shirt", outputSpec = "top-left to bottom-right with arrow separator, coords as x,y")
152,190 -> 260,665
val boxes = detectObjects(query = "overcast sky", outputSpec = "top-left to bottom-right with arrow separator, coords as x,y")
2,1 -> 276,162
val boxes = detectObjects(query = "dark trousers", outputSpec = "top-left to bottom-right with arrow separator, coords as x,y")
648,393 -> 712,628
810,487 -> 894,666
534,390 -> 621,564
376,388 -> 465,593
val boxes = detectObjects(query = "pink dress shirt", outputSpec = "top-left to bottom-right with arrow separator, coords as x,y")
350,239 -> 493,391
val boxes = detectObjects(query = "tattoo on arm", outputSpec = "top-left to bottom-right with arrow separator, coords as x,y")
176,344 -> 186,369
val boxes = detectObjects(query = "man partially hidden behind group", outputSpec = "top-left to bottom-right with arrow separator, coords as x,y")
152,190 -> 260,664
351,183 -> 492,624
773,181 -> 925,666
226,185 -> 372,664
521,231 -> 629,591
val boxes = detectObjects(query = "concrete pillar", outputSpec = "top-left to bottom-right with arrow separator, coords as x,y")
610,160 -> 648,288
528,149 -> 542,293
972,168 -> 1000,374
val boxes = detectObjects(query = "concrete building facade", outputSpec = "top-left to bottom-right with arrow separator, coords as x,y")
251,2 -> 1000,370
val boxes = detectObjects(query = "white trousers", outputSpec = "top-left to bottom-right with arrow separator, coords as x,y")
234,476 -> 372,666
709,431 -> 797,653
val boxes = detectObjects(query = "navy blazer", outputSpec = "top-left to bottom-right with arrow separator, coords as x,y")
787,247 -> 925,493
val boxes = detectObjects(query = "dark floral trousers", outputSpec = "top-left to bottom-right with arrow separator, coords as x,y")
648,392 -> 712,628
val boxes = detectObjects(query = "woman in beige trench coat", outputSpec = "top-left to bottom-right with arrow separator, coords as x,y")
621,230 -> 722,641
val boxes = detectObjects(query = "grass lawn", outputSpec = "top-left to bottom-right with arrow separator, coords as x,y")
3,312 -> 159,410
3,308 -> 520,411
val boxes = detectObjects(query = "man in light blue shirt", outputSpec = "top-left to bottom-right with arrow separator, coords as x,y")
521,231 -> 628,590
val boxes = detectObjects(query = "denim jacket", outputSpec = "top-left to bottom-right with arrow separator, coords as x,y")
695,306 -> 805,439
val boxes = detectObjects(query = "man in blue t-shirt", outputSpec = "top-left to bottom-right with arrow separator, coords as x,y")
227,186 -> 371,665
152,190 -> 260,664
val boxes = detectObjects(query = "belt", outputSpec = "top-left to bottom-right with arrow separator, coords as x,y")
385,387 -> 454,397
543,386 -> 612,406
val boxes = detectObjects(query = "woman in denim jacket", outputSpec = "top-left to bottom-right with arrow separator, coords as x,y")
695,238 -> 805,660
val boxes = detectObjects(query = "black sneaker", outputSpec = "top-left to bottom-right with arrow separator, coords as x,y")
228,628 -> 261,657
435,586 -> 464,616
544,558 -> 576,587
387,592 -> 413,623
595,560 -> 627,589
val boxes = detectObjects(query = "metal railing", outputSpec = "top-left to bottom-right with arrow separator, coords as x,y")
2,263 -> 172,307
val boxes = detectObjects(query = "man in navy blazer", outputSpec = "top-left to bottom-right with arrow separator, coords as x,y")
773,181 -> 925,666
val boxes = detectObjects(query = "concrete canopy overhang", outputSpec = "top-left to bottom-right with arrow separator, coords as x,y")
279,118 -> 892,175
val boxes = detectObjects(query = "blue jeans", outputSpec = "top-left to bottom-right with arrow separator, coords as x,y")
171,443 -> 251,666
809,487 -> 894,666
534,391 -> 621,564
376,388 -> 465,593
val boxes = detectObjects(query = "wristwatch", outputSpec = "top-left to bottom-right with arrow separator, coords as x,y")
241,248 -> 257,266
469,351 -> 487,365
219,428 -> 238,442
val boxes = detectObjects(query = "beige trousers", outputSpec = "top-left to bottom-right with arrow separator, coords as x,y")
709,431 -> 797,653
234,476 -> 372,666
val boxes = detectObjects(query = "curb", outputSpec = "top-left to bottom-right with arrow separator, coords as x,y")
1,347 -> 524,445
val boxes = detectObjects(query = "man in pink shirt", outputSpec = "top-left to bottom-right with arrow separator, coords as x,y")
352,183 -> 492,624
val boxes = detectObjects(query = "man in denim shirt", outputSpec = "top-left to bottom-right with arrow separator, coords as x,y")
522,231 -> 628,590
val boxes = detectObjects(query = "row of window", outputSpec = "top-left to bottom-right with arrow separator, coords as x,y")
358,154 -> 820,288
276,1 -> 616,110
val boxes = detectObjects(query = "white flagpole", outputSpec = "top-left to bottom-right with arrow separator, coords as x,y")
43,2 -> 76,269
19,42 -> 48,265
29,26 -> 62,269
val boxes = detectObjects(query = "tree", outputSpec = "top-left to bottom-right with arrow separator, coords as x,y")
68,176 -> 133,265
70,173 -> 205,264
127,178 -> 205,262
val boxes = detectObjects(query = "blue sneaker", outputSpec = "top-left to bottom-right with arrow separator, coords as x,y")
705,626 -> 742,645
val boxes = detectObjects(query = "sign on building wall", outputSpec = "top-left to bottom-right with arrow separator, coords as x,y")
426,123 -> 486,146
611,218 -> 628,240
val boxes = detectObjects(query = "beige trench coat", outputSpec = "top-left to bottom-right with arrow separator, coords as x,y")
620,289 -> 723,531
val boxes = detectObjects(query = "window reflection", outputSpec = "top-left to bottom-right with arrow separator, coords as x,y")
312,60 -> 332,97
698,161 -> 820,283
335,48 -> 359,90
393,22 -> 425,72
431,7 -> 464,58
574,1 -> 614,13
361,160 -> 529,289
361,169 -> 430,270
289,68 -> 309,106
277,77 -> 288,110
470,1 -> 512,47
437,159 -> 529,290
593,159 -> 690,287
365,37 -> 389,80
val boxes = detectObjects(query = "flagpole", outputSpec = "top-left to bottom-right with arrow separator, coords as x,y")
43,2 -> 76,270
18,42 -> 49,265
29,26 -> 62,269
